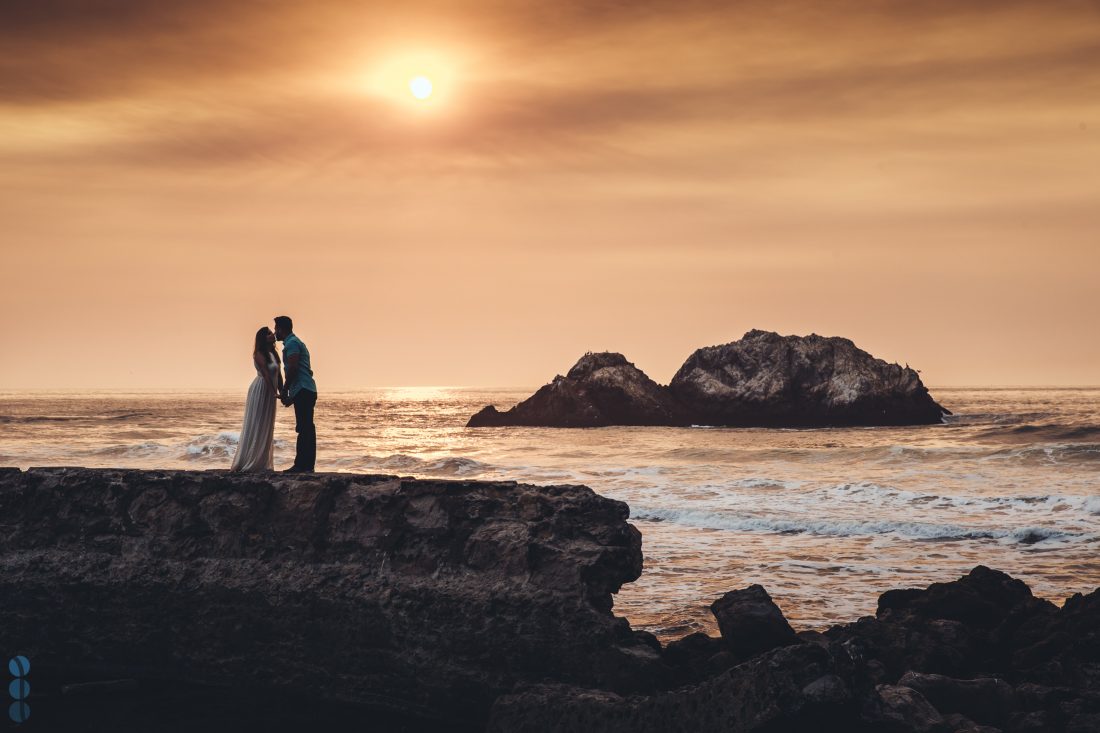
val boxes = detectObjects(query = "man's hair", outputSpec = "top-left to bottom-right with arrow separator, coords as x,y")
274,316 -> 293,331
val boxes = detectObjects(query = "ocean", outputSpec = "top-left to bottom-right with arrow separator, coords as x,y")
2,387 -> 1098,640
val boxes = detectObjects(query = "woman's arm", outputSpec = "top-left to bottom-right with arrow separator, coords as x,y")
255,353 -> 279,396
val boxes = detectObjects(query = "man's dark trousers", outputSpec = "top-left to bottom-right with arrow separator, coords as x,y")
291,389 -> 318,471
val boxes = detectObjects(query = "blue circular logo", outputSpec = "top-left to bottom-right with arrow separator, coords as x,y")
8,700 -> 30,723
8,679 -> 30,701
7,656 -> 29,678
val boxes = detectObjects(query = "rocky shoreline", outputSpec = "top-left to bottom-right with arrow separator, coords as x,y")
2,468 -> 1096,732
468,330 -> 949,428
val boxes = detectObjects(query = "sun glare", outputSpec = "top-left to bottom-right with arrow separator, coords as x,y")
409,76 -> 433,100
358,48 -> 463,112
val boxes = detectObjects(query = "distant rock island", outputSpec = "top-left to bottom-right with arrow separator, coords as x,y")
468,330 -> 949,428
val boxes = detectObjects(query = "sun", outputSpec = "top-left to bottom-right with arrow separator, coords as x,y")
409,76 -> 433,100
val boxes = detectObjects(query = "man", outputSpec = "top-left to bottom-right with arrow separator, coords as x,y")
273,315 -> 318,473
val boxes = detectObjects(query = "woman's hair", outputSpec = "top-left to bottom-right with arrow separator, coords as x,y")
253,327 -> 281,364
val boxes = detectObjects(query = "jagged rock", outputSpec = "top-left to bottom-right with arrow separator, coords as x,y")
1006,710 -> 1053,732
468,330 -> 948,428
467,352 -> 683,427
670,330 -> 948,426
0,468 -> 657,728
487,643 -> 859,733
824,567 -> 1062,682
663,632 -> 724,667
878,566 -> 1040,629
942,712 -> 1003,732
1009,587 -> 1100,688
709,584 -> 799,659
897,671 -> 1015,725
822,566 -> 1100,731
865,684 -> 949,733
661,632 -> 731,687
1067,712 -> 1100,732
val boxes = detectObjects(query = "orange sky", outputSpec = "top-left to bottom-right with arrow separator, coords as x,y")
2,0 -> 1098,389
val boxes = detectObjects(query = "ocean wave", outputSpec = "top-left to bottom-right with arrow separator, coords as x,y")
92,441 -> 175,458
87,432 -> 277,463
979,444 -> 1100,464
0,415 -> 84,424
355,453 -> 494,477
807,483 -> 1100,520
185,432 -> 241,460
631,506 -> 1085,544
104,411 -> 156,421
0,412 -> 156,424
833,442 -> 1100,465
976,424 -> 1100,444
730,476 -> 806,490
421,456 -> 491,476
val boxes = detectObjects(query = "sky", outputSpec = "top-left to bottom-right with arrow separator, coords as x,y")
2,0 -> 1098,389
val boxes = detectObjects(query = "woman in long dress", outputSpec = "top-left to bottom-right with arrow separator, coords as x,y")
231,327 -> 283,472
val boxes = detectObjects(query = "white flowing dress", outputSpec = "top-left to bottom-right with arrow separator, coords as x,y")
231,353 -> 278,472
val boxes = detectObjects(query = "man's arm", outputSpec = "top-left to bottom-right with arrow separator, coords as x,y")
284,353 -> 300,393
280,340 -> 300,404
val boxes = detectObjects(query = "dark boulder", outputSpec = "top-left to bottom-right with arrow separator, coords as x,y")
1009,587 -> 1100,688
941,713 -> 1003,733
897,672 -> 1015,726
864,684 -> 949,733
661,632 -> 731,687
818,565 -> 1100,733
709,584 -> 799,660
467,352 -> 684,427
878,566 -> 1039,629
670,329 -> 949,426
487,643 -> 858,733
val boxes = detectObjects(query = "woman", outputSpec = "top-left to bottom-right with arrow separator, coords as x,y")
230,327 -> 283,472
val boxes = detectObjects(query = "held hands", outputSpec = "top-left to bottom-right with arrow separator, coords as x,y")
280,390 -> 293,407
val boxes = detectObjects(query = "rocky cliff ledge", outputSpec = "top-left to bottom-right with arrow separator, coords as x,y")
2,469 -> 1095,733
468,330 -> 948,428
0,468 -> 658,730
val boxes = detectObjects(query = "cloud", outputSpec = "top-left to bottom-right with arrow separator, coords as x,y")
1,0 -> 1097,181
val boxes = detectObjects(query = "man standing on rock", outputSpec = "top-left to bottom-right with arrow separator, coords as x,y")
274,315 -> 318,473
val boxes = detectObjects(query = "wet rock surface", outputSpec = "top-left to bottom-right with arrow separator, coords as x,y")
468,330 -> 948,428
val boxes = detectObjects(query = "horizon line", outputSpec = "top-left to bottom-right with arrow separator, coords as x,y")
3,384 -> 1100,393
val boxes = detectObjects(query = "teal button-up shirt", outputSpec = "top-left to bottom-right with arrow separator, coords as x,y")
282,333 -> 317,398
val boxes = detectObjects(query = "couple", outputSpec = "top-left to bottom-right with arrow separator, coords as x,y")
230,315 -> 318,473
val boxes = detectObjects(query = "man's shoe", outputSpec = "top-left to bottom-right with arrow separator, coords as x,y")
281,466 -> 303,473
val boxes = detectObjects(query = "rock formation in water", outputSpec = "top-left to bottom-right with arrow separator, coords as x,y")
669,329 -> 947,427
467,330 -> 949,428
0,467 -> 659,730
467,352 -> 684,428
2,468 -> 1095,732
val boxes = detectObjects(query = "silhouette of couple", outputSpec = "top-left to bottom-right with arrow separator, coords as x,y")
230,315 -> 317,473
